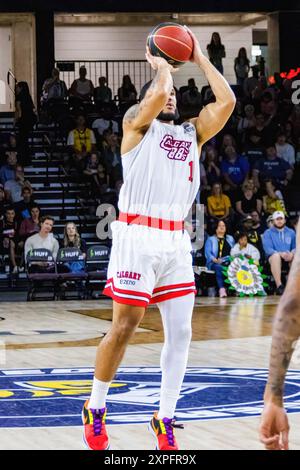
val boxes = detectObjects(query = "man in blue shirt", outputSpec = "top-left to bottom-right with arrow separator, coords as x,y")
262,210 -> 296,294
0,153 -> 17,186
221,145 -> 250,189
253,145 -> 293,189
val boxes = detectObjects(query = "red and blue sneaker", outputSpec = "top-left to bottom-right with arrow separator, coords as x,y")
148,411 -> 183,450
82,399 -> 110,450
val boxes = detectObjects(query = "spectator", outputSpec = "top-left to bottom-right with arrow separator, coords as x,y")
19,204 -> 40,242
235,180 -> 262,219
207,32 -> 226,75
15,81 -> 36,166
4,165 -> 32,204
84,153 -> 109,197
284,121 -> 296,147
203,147 -> 221,188
242,128 -> 265,168
250,210 -> 265,235
14,186 -> 35,221
243,65 -> 259,99
231,232 -> 260,262
204,220 -> 234,297
102,132 -> 122,187
253,145 -> 293,189
41,68 -> 67,105
0,185 -> 8,219
288,105 -> 300,139
63,222 -> 87,256
221,145 -> 249,194
260,91 -> 278,118
207,183 -> 231,226
92,107 -> 119,137
234,47 -> 250,87
181,79 -> 202,108
262,210 -> 296,294
239,215 -> 263,253
0,153 -> 17,185
67,114 -> 96,173
219,133 -> 236,158
262,179 -> 287,216
275,132 -> 295,167
237,104 -> 256,136
118,75 -> 137,113
94,77 -> 113,105
24,215 -> 59,260
0,206 -> 23,274
69,66 -> 94,103
1,133 -> 18,161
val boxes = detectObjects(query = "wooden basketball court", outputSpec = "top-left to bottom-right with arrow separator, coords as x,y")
0,296 -> 299,450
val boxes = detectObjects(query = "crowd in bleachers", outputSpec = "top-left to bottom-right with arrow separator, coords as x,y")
1,36 -> 300,296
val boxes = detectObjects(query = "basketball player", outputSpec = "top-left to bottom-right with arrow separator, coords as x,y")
259,222 -> 300,450
82,29 -> 236,450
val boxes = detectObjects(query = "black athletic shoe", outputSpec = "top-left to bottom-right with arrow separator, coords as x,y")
276,285 -> 284,295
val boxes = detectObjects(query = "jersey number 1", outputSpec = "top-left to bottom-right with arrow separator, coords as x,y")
188,161 -> 193,182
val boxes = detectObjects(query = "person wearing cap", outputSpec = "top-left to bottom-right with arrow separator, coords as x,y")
262,211 -> 296,295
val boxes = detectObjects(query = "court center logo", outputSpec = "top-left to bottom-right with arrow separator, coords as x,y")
1,366 -> 300,428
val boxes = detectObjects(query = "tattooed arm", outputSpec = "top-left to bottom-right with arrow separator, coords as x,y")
259,222 -> 300,450
123,49 -> 176,133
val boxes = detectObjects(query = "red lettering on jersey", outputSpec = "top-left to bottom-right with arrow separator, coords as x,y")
160,135 -> 192,161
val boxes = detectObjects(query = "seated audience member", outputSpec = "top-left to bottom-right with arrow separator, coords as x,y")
14,186 -> 35,221
237,104 -> 256,137
0,206 -> 23,274
94,77 -> 113,105
69,66 -> 94,103
230,232 -> 260,262
250,210 -> 266,234
67,114 -> 96,173
84,153 -> 109,196
253,145 -> 293,189
117,75 -> 137,113
260,91 -> 277,118
0,153 -> 17,186
205,220 -> 235,298
102,132 -> 122,186
275,132 -> 295,167
219,133 -> 236,158
24,215 -> 59,260
239,215 -> 263,253
0,185 -> 8,219
19,205 -> 40,242
262,179 -> 287,216
235,180 -> 262,219
63,222 -> 87,256
92,107 -> 119,137
4,165 -> 32,204
207,183 -> 231,226
221,145 -> 249,196
262,210 -> 296,294
181,78 -> 202,108
41,68 -> 67,106
242,128 -> 265,168
203,147 -> 221,188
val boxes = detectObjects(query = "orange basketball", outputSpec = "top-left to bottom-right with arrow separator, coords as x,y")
147,22 -> 193,67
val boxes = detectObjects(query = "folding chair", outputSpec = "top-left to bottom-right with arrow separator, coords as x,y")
26,248 -> 58,301
56,247 -> 88,300
86,245 -> 110,299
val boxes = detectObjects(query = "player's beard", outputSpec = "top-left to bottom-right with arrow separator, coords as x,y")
157,109 -> 179,122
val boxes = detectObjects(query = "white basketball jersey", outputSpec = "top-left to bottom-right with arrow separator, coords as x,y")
119,119 -> 200,220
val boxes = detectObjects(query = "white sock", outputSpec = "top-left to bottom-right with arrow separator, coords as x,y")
157,388 -> 180,419
88,377 -> 111,409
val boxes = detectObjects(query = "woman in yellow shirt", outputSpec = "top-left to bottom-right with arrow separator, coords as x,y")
207,182 -> 232,222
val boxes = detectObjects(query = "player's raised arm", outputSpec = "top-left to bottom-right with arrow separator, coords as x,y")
187,29 -> 236,146
122,48 -> 177,133
259,221 -> 300,450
